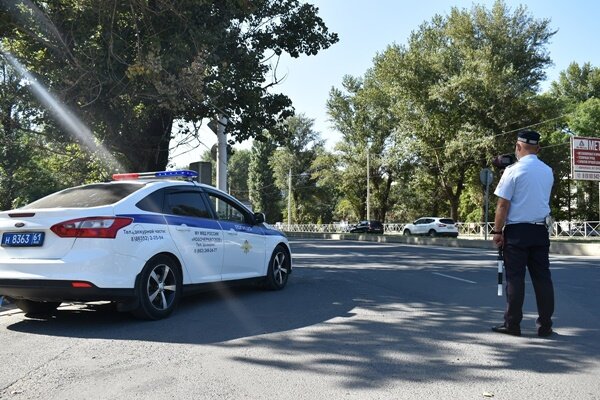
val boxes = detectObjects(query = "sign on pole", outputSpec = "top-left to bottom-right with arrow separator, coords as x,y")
571,136 -> 600,181
479,168 -> 494,186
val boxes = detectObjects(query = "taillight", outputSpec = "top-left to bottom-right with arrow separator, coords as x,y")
71,281 -> 93,288
50,217 -> 133,238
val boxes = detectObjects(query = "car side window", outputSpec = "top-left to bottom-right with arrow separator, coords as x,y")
415,219 -> 424,225
206,192 -> 248,224
165,192 -> 212,219
136,189 -> 165,213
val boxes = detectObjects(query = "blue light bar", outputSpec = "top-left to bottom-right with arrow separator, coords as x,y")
112,170 -> 199,181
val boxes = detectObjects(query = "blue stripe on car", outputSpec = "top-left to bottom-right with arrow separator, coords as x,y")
118,214 -> 286,236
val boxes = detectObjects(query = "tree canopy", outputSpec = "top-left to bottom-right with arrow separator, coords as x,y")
328,0 -> 557,221
0,0 -> 338,171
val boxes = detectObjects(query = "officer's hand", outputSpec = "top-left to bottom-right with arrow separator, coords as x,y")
492,233 -> 504,248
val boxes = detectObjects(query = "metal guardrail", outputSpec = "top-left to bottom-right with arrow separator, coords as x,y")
276,221 -> 600,238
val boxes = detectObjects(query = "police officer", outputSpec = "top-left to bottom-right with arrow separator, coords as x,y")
491,129 -> 555,337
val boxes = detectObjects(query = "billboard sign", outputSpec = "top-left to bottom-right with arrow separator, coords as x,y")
571,136 -> 600,181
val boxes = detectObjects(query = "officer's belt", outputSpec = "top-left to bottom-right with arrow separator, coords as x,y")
507,221 -> 546,225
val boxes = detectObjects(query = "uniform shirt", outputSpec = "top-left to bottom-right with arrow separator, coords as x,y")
494,154 -> 553,224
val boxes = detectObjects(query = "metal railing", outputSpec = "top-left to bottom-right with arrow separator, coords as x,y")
276,221 -> 600,238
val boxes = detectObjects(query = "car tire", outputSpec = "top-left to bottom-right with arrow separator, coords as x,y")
403,229 -> 411,236
263,245 -> 290,291
14,299 -> 61,315
132,254 -> 182,320
428,229 -> 437,237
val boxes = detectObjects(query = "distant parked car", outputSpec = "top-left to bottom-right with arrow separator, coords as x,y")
403,217 -> 458,238
349,220 -> 384,234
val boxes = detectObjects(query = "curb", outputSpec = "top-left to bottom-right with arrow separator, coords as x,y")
285,232 -> 600,257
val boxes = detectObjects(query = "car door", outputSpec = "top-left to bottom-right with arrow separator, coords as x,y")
204,190 -> 266,280
163,189 -> 224,283
413,218 -> 427,235
423,218 -> 436,234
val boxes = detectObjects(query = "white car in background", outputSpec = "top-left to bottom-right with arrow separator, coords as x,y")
0,170 -> 292,320
403,217 -> 459,238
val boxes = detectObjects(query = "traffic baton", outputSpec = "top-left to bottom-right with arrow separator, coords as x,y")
497,247 -> 504,296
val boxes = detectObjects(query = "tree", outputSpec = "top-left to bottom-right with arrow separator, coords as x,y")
373,1 -> 555,220
270,115 -> 331,223
549,62 -> 600,221
550,62 -> 600,105
0,59 -> 34,210
1,56 -> 112,210
1,0 -> 338,171
227,149 -> 251,202
328,74 -> 408,222
248,136 -> 282,223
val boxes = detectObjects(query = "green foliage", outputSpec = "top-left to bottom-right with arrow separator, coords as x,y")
269,115 -> 334,223
327,73 -> 403,222
369,0 -> 555,220
228,149 -> 251,202
1,0 -> 338,171
0,57 -> 110,210
570,98 -> 600,135
548,62 -> 600,221
248,135 -> 282,222
550,62 -> 600,106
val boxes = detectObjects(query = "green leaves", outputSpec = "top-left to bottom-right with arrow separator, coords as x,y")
1,0 -> 338,172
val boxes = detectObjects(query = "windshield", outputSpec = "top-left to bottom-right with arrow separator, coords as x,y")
22,183 -> 145,209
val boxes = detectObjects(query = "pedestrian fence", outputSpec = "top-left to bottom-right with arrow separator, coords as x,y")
276,221 -> 600,239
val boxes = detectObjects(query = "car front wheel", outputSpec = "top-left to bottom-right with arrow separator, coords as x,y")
264,245 -> 290,290
428,229 -> 437,237
403,229 -> 411,236
132,255 -> 182,320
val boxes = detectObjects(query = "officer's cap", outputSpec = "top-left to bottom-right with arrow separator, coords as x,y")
517,129 -> 540,145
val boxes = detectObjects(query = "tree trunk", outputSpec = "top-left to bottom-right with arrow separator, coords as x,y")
120,110 -> 174,172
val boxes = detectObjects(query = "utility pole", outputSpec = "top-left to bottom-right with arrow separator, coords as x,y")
216,115 -> 228,192
288,168 -> 292,227
366,146 -> 370,221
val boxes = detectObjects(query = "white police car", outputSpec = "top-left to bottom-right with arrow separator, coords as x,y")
0,170 -> 292,320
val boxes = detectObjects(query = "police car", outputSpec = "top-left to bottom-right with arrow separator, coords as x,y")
0,170 -> 292,320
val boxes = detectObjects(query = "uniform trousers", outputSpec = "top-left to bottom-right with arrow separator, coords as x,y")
503,223 -> 554,330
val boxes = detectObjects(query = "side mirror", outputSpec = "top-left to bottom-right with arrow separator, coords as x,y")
253,212 -> 265,224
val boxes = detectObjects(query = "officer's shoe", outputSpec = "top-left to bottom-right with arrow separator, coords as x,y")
537,327 -> 553,337
492,324 -> 521,336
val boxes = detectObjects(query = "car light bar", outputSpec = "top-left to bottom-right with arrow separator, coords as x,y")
112,170 -> 199,181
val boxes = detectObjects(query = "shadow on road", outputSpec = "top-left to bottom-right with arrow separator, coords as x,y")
4,239 -> 599,388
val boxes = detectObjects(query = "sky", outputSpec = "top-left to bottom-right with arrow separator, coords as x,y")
171,0 -> 600,167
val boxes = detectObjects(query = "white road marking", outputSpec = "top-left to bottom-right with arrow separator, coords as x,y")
432,272 -> 477,284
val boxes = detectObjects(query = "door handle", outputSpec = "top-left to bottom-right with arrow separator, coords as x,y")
176,224 -> 191,232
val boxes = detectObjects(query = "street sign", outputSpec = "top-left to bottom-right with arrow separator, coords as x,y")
571,136 -> 600,181
479,168 -> 494,186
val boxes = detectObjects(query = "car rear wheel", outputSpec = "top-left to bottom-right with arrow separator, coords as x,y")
403,229 -> 411,236
132,255 -> 182,320
14,299 -> 61,316
428,229 -> 437,237
264,245 -> 290,290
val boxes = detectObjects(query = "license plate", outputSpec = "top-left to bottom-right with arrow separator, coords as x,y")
1,232 -> 45,247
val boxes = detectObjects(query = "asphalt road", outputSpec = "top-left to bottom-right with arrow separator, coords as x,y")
1,239 -> 599,399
